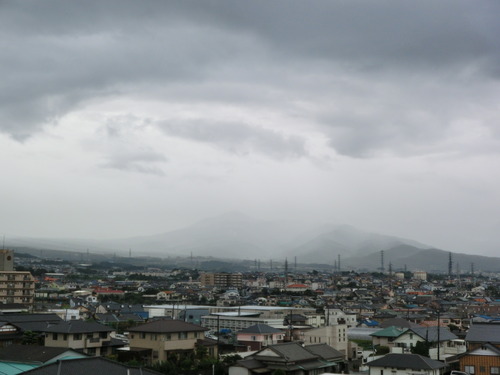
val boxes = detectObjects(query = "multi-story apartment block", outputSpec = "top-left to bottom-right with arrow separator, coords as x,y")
0,250 -> 35,309
0,271 -> 35,308
200,272 -> 243,289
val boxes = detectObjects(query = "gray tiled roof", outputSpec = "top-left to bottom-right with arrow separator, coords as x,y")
304,343 -> 344,361
128,319 -> 207,333
259,342 -> 317,362
0,314 -> 62,324
0,345 -> 84,363
411,326 -> 458,342
367,353 -> 446,370
42,320 -> 112,334
466,323 -> 500,344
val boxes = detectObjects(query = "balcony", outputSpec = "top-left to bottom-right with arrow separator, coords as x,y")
164,339 -> 196,351
85,337 -> 102,348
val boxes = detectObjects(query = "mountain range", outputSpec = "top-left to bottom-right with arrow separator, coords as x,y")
7,212 -> 500,272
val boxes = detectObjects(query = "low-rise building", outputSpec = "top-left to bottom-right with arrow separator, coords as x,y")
128,319 -> 212,364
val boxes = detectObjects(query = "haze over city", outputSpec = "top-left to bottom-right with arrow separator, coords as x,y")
1,1 -> 499,257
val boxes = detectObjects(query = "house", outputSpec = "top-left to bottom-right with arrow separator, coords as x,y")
370,326 -> 408,348
229,342 -> 345,375
367,353 -> 445,375
42,320 -> 116,357
453,323 -> 500,374
0,313 -> 63,348
457,343 -> 500,375
391,326 -> 462,360
465,323 -> 500,351
128,318 -> 212,364
237,323 -> 284,351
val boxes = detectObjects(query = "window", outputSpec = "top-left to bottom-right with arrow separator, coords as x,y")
140,332 -> 146,339
491,367 -> 499,375
74,333 -> 82,340
63,334 -> 68,340
100,332 -> 107,339
465,366 -> 475,374
481,367 -> 486,373
178,332 -> 187,340
86,333 -> 93,339
52,333 -> 58,340
165,334 -> 171,340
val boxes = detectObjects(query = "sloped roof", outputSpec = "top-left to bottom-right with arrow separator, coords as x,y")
239,324 -> 283,334
42,320 -> 112,334
19,357 -> 161,375
410,326 -> 457,342
467,343 -> 500,356
367,353 -> 446,370
128,319 -> 207,333
304,344 -> 344,361
0,345 -> 84,364
0,314 -> 62,324
370,326 -> 407,338
256,342 -> 317,363
466,323 -> 500,344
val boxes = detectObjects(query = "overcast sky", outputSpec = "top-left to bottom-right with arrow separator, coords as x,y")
1,1 -> 499,256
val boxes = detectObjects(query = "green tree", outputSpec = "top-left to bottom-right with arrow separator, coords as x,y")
412,340 -> 431,356
22,330 -> 41,345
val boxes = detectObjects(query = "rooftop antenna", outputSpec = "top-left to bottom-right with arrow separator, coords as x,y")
338,254 -> 341,273
380,250 -> 385,273
270,259 -> 273,270
294,256 -> 297,273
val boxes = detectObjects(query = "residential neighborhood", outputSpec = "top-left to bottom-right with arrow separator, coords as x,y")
0,248 -> 499,375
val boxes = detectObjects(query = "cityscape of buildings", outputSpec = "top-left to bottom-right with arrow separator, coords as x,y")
0,248 -> 499,375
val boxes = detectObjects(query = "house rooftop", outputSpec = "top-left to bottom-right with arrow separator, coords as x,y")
367,353 -> 446,370
129,319 -> 207,333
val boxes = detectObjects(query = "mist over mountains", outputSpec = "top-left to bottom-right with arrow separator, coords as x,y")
8,212 -> 500,272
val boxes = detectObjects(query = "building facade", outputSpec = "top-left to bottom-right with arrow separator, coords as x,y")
200,272 -> 243,289
0,271 -> 35,308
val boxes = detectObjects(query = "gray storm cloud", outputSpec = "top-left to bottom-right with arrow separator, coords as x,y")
1,0 -> 499,256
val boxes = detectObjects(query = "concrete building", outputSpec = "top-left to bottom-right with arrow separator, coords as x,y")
0,250 -> 14,271
0,271 -> 35,308
200,272 -> 243,289
303,324 -> 349,358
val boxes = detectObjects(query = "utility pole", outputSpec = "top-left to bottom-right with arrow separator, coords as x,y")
448,252 -> 453,279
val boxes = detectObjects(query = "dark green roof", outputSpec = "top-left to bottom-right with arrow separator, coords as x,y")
370,326 -> 407,338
